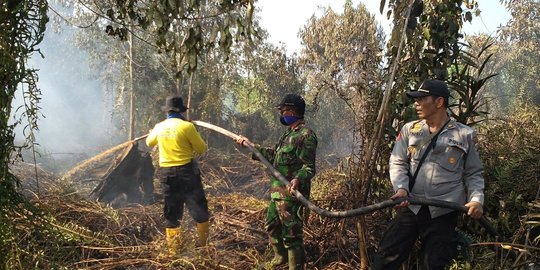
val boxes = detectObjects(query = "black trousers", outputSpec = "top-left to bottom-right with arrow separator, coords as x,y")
373,206 -> 458,270
159,163 -> 209,228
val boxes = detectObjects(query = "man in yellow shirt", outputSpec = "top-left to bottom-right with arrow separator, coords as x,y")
146,96 -> 210,249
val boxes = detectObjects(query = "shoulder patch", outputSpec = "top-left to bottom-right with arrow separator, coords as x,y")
410,122 -> 423,133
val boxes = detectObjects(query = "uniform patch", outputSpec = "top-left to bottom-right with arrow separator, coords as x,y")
448,138 -> 465,148
410,122 -> 423,133
408,146 -> 417,157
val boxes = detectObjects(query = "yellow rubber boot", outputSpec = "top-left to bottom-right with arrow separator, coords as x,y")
165,227 -> 182,253
196,221 -> 209,246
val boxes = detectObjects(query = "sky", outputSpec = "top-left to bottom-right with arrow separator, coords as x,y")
257,0 -> 511,55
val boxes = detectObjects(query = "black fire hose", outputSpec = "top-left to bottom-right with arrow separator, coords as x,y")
193,120 -> 500,238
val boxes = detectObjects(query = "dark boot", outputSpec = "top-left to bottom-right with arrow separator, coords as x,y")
268,238 -> 288,268
287,246 -> 305,270
269,243 -> 288,267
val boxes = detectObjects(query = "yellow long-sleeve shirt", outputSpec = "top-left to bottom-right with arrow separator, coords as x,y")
146,118 -> 207,167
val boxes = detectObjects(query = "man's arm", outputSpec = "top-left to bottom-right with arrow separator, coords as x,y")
389,127 -> 411,194
146,125 -> 158,147
186,124 -> 207,155
255,145 -> 276,163
463,130 -> 485,219
234,135 -> 276,163
289,130 -> 317,192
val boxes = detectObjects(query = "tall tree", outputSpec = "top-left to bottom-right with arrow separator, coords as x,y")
298,2 -> 385,267
0,0 -> 48,266
48,0 -> 257,141
498,0 -> 540,107
78,0 -> 256,73
299,0 -> 385,198
225,40 -> 305,145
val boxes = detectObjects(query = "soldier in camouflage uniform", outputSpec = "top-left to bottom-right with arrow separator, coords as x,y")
236,93 -> 317,270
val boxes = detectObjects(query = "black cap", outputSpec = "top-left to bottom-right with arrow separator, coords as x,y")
277,93 -> 306,116
162,96 -> 188,112
406,79 -> 450,98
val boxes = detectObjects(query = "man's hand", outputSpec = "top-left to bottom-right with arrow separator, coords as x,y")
465,201 -> 483,219
391,188 -> 410,209
234,136 -> 250,147
287,178 -> 300,194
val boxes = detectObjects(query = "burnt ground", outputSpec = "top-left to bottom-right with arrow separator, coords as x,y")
10,147 -> 389,270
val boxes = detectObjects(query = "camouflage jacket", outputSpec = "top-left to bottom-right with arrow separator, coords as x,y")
254,121 -> 318,200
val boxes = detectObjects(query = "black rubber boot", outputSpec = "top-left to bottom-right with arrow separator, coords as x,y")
287,246 -> 305,270
269,241 -> 288,267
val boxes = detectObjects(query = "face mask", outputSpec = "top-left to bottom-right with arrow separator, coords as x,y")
280,115 -> 299,126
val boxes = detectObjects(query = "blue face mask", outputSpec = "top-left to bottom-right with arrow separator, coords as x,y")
280,115 -> 299,126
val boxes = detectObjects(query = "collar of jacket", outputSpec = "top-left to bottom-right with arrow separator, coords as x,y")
446,118 -> 458,129
416,117 -> 457,131
289,120 -> 305,130
167,112 -> 186,120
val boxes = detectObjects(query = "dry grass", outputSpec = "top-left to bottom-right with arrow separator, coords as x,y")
10,146 -> 387,269
60,141 -> 136,196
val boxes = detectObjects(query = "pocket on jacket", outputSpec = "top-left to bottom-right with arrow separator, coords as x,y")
277,145 -> 297,165
436,144 -> 467,172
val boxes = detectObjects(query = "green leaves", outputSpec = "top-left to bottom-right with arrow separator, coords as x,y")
497,0 -> 540,107
299,2 -> 386,205
447,39 -> 498,125
478,106 -> 540,256
1,0 -> 49,268
98,0 -> 255,74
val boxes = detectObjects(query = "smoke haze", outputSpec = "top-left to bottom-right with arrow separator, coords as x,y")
13,24 -> 122,172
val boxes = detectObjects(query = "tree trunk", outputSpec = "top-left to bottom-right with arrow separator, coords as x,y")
357,217 -> 369,270
128,28 -> 135,140
359,0 -> 415,269
187,71 -> 194,120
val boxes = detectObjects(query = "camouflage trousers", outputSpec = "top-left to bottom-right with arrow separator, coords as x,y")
265,197 -> 307,249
